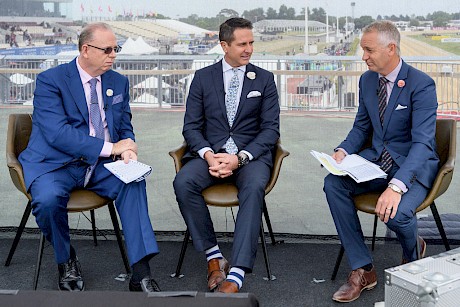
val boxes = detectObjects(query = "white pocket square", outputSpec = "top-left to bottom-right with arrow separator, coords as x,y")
395,104 -> 408,111
247,91 -> 261,98
112,94 -> 123,105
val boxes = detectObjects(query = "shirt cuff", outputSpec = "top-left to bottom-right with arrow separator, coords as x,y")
198,147 -> 213,159
240,150 -> 253,160
335,148 -> 348,156
389,178 -> 408,193
100,142 -> 113,157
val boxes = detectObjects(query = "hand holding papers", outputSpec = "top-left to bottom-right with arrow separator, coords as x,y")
310,150 -> 387,183
104,159 -> 152,184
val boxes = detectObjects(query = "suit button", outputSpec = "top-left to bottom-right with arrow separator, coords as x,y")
384,141 -> 389,145
230,132 -> 234,136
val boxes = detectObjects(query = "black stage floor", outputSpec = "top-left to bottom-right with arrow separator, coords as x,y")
0,232 -> 454,307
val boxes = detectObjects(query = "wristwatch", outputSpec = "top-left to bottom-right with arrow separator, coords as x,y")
237,152 -> 249,168
388,183 -> 404,195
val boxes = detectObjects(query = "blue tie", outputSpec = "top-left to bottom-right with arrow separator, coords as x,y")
89,78 -> 104,139
224,68 -> 239,154
85,78 -> 104,186
378,77 -> 392,173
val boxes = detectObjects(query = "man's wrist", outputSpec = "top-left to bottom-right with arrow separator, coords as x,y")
237,152 -> 249,168
388,183 -> 404,195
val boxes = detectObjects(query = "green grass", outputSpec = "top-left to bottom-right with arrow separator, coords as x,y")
411,34 -> 460,55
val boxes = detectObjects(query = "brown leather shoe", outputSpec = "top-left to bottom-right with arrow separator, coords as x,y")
402,236 -> 426,264
332,267 -> 377,303
207,258 -> 229,291
216,280 -> 239,293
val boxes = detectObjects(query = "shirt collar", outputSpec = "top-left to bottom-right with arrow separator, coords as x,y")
222,58 -> 246,73
380,59 -> 402,84
76,56 -> 101,85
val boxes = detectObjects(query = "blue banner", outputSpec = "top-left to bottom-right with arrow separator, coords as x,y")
0,44 -> 78,56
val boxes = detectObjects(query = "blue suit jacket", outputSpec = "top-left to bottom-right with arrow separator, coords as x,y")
338,60 -> 439,189
182,60 -> 280,167
19,58 -> 134,190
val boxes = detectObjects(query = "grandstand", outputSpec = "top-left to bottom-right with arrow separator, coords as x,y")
106,19 -> 210,42
0,0 -> 210,54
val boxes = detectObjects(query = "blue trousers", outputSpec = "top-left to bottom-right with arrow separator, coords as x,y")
29,158 -> 159,265
323,167 -> 428,270
173,158 -> 270,271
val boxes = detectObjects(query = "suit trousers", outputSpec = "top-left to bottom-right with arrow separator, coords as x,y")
29,158 -> 159,265
173,158 -> 270,271
323,166 -> 428,270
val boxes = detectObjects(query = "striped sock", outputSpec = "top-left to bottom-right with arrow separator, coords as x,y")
205,245 -> 223,262
226,267 -> 245,289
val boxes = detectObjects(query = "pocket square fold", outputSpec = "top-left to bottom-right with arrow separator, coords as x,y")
395,104 -> 408,111
112,94 -> 123,105
247,91 -> 262,98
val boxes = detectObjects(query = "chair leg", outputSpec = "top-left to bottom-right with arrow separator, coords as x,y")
331,246 -> 345,280
107,202 -> 131,274
430,203 -> 450,251
263,200 -> 283,245
90,209 -> 98,246
371,215 -> 378,251
33,232 -> 46,290
5,202 -> 32,266
171,228 -> 190,278
260,222 -> 276,281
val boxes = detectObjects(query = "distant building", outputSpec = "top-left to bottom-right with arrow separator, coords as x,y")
0,0 -> 71,17
253,20 -> 331,34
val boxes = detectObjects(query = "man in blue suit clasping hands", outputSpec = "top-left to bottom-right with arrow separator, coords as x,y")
19,23 -> 160,292
173,18 -> 280,294
323,21 -> 439,303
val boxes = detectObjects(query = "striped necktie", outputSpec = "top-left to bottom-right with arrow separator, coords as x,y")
378,77 -> 392,173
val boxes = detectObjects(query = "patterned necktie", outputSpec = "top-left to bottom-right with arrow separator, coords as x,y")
224,68 -> 239,154
378,77 -> 392,173
89,78 -> 104,139
85,78 -> 104,186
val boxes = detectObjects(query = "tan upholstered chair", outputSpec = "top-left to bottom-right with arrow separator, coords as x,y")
169,140 -> 289,280
331,118 -> 456,280
5,113 -> 130,289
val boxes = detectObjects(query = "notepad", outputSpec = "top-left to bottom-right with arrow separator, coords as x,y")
310,150 -> 387,183
104,159 -> 152,184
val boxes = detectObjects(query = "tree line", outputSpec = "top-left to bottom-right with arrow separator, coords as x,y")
175,5 -> 460,31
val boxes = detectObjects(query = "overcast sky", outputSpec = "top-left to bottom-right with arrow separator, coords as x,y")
65,0 -> 460,20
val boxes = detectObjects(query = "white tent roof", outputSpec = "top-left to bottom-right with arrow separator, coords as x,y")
135,37 -> 159,53
120,37 -> 159,55
10,73 -> 34,86
133,77 -> 170,89
206,44 -> 224,55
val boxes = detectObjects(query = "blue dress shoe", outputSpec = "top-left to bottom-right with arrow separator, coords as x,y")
129,276 -> 161,292
58,258 -> 85,291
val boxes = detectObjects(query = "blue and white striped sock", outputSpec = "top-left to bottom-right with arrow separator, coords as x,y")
205,245 -> 223,262
226,267 -> 245,289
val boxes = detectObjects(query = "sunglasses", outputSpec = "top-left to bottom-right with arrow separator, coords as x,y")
87,44 -> 122,54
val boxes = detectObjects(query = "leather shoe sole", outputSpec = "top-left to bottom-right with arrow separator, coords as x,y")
216,280 -> 239,293
207,258 -> 229,291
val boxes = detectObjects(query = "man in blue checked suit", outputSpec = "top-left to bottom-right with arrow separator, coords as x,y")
19,22 -> 160,293
173,18 -> 280,293
323,21 -> 439,303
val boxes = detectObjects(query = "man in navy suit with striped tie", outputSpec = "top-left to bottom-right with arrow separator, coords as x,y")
323,21 -> 439,302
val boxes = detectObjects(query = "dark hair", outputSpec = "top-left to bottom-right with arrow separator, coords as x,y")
219,18 -> 252,44
78,22 -> 113,51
